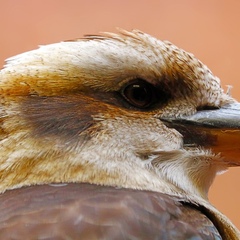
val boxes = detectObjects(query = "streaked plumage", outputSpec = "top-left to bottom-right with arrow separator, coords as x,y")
0,29 -> 239,239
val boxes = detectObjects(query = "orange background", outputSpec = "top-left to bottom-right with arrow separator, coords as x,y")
1,0 -> 240,229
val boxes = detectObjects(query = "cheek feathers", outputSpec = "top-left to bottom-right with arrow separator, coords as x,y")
20,95 -> 100,140
18,93 -> 139,142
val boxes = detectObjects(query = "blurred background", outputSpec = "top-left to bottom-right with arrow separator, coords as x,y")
1,0 -> 240,228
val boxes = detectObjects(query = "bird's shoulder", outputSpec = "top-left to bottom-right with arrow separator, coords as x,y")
0,183 -> 221,240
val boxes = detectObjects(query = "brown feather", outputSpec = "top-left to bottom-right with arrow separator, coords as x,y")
0,183 -> 221,240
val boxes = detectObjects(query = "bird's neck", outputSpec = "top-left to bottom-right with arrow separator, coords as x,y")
152,149 -> 227,200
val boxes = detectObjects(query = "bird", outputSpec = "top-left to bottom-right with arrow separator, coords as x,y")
0,29 -> 240,239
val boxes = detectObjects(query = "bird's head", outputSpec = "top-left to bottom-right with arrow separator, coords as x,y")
0,29 -> 240,203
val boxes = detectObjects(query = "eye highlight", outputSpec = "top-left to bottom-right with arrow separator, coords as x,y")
121,79 -> 157,108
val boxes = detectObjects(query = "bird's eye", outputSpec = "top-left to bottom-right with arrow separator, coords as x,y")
122,79 -> 157,108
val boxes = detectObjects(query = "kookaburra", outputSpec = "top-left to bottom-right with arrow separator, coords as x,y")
0,29 -> 240,239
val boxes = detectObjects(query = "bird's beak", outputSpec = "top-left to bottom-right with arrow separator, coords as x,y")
161,103 -> 240,166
